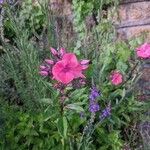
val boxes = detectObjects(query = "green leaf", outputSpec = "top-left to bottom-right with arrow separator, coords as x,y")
117,46 -> 131,62
40,98 -> 52,104
65,103 -> 84,112
69,88 -> 86,101
57,117 -> 68,139
116,61 -> 128,73
122,113 -> 130,123
121,88 -> 126,99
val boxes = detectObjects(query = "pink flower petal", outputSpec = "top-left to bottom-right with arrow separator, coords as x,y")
52,61 -> 65,75
81,65 -> 89,70
62,53 -> 79,67
80,60 -> 90,65
53,71 -> 74,84
78,73 -> 86,78
50,47 -> 58,55
59,47 -> 66,56
136,43 -> 150,59
45,59 -> 54,65
110,71 -> 123,85
70,65 -> 82,78
39,71 -> 48,76
40,65 -> 46,70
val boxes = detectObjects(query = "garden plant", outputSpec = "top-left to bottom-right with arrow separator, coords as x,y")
0,0 -> 150,150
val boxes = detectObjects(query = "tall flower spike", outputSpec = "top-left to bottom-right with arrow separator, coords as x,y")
89,87 -> 100,102
89,103 -> 100,113
99,105 -> 111,121
89,86 -> 100,113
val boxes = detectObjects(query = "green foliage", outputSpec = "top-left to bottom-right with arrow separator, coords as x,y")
4,0 -> 45,37
96,128 -> 123,150
0,0 -> 149,150
57,116 -> 68,139
72,0 -> 118,54
0,2 -> 57,110
0,102 -> 61,149
20,0 -> 45,30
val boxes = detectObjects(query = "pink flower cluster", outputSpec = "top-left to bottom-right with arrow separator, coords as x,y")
39,48 -> 89,84
110,71 -> 123,86
109,43 -> 150,86
136,43 -> 150,59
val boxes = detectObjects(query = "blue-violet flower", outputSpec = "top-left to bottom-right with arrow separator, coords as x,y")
89,87 -> 100,102
100,106 -> 111,121
89,103 -> 100,113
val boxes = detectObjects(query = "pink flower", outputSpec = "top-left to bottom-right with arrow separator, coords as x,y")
52,53 -> 86,84
110,71 -> 123,85
39,71 -> 48,76
80,60 -> 90,70
80,60 -> 90,65
40,65 -> 46,70
50,47 -> 58,55
50,47 -> 66,57
59,48 -> 66,56
45,59 -> 54,65
136,43 -> 150,59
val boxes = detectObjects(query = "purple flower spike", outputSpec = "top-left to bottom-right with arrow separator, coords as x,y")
89,103 -> 100,113
100,106 -> 111,121
88,86 -> 101,113
89,87 -> 100,102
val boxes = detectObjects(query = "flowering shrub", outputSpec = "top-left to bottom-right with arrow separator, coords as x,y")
37,42 -> 148,149
0,1 -> 149,150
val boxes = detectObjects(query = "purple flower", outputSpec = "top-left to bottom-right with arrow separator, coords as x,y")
89,87 -> 100,102
0,0 -> 4,4
88,86 -> 101,113
89,103 -> 100,113
100,106 -> 111,121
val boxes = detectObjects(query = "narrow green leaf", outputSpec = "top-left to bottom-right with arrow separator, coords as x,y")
40,98 -> 52,104
65,103 -> 84,112
57,117 -> 68,139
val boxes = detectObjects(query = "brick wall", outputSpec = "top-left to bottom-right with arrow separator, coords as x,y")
116,0 -> 150,100
117,0 -> 150,41
117,1 -> 150,147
